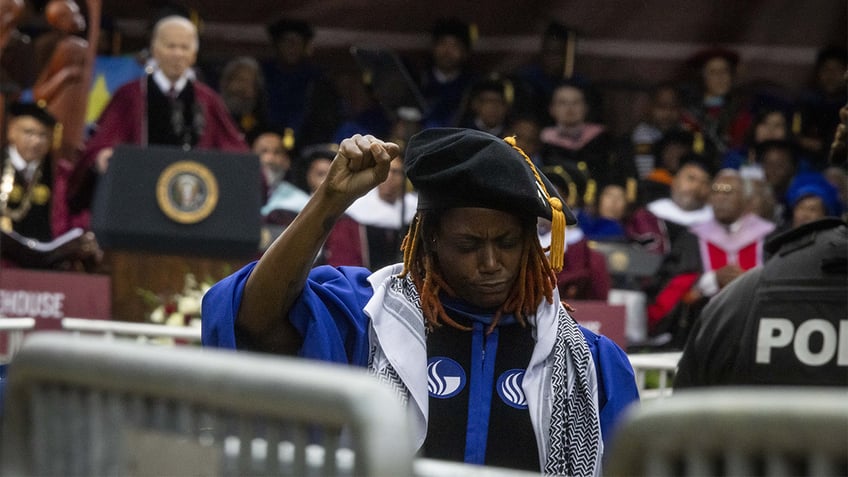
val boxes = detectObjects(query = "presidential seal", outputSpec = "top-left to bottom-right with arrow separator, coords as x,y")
156,161 -> 219,224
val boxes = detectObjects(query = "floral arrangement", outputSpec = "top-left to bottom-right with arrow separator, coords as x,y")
138,272 -> 215,328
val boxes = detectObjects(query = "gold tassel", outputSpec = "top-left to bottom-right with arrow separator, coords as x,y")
567,182 -> 577,208
503,78 -> 514,106
283,128 -> 295,151
584,179 -> 596,206
792,111 -> 802,136
626,177 -> 637,203
468,23 -> 479,47
548,197 -> 565,272
504,135 -> 565,272
52,122 -> 63,152
693,132 -> 705,155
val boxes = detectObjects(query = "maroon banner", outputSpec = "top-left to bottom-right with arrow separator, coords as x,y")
0,269 -> 111,331
569,300 -> 627,350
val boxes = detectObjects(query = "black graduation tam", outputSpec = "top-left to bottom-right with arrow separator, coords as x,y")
542,163 -> 586,209
544,21 -> 575,42
431,18 -> 473,49
687,46 -> 740,70
405,128 -> 576,270
678,152 -> 717,178
470,74 -> 513,105
755,139 -> 799,165
267,18 -> 314,42
8,102 -> 57,127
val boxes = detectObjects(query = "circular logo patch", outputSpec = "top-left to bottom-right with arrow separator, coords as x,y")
496,369 -> 528,409
156,160 -> 219,224
427,357 -> 466,399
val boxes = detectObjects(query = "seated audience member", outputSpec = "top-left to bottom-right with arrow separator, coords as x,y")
720,106 -> 790,175
746,177 -> 778,223
296,144 -> 364,267
757,139 -> 800,225
797,45 -> 847,167
639,129 -> 696,203
541,80 -> 635,196
540,165 -> 611,301
675,218 -> 847,387
784,172 -> 843,229
680,47 -> 752,160
630,83 -> 684,179
644,154 -> 715,255
202,129 -> 639,474
418,17 -> 477,128
577,177 -> 637,243
218,56 -> 272,144
346,155 -> 417,270
460,74 -> 512,137
512,21 -> 590,126
254,130 -> 308,220
262,17 -> 339,146
505,115 -> 543,168
1,102 -> 100,270
647,169 -> 774,348
253,129 -> 291,192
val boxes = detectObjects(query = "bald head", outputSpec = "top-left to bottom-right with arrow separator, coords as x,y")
151,16 -> 198,82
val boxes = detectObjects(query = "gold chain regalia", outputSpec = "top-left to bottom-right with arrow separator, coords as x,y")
0,155 -> 44,232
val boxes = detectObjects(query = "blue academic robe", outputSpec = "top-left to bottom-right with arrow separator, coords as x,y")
202,262 -> 639,449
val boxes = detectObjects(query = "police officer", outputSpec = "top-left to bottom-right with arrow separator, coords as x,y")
674,218 -> 847,387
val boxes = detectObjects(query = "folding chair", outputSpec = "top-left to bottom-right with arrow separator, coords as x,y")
1,332 -> 414,476
605,387 -> 848,476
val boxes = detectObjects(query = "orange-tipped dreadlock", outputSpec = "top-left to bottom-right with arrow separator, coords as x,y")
398,210 -> 558,334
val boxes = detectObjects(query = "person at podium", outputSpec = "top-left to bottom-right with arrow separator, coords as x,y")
76,14 -> 247,173
66,14 -> 248,225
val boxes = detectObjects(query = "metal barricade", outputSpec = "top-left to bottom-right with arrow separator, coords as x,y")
627,351 -> 682,399
606,387 -> 848,476
1,332 -> 414,476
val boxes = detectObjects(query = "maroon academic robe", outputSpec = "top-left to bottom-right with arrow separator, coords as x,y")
556,237 -> 612,301
81,77 -> 248,166
66,77 -> 249,230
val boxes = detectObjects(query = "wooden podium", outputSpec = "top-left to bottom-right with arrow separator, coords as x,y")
91,145 -> 263,321
105,250 -> 253,322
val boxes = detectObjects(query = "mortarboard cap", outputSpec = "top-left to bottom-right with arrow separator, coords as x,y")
267,18 -> 314,42
405,128 -> 576,270
431,18 -> 473,49
755,139 -> 799,165
8,102 -> 57,127
470,74 -> 514,105
687,46 -> 739,70
677,152 -> 717,178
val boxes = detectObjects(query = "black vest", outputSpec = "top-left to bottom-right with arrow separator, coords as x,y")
147,76 -> 202,148
5,155 -> 53,242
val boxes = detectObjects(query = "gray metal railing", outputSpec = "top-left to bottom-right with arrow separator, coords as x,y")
606,387 -> 848,476
1,332 -> 415,476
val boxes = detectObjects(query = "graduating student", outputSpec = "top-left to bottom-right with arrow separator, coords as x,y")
202,128 -> 638,474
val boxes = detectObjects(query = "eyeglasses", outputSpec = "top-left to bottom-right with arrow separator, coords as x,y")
711,183 -> 736,193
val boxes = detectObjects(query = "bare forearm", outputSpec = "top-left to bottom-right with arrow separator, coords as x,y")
235,134 -> 399,354
237,186 -> 351,353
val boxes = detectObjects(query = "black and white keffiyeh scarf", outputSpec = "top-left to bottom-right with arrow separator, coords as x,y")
366,271 -> 601,476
